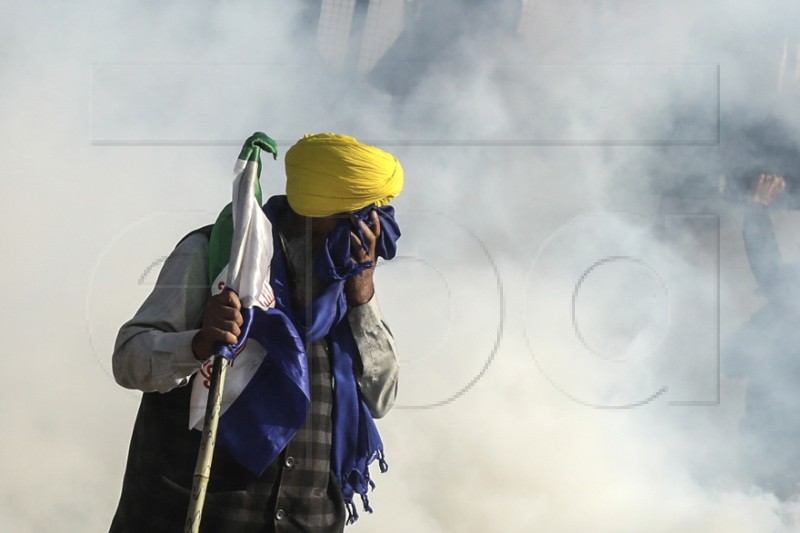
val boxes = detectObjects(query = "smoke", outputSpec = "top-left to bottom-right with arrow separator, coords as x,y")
3,0 -> 800,531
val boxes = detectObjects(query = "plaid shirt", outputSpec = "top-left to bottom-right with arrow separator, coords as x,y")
271,339 -> 343,531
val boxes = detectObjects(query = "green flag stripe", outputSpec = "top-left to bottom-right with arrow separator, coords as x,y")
237,132 -> 279,162
208,132 -> 279,284
208,203 -> 234,284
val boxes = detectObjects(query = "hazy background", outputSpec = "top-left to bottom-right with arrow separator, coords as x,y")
3,0 -> 800,531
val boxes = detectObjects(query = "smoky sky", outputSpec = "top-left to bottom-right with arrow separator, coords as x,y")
3,1 -> 800,531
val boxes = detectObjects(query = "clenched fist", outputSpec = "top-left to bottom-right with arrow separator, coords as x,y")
191,289 -> 243,360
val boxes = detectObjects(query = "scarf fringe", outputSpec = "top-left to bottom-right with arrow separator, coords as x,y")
377,448 -> 388,473
345,493 -> 373,526
343,450 -> 389,525
345,501 -> 359,525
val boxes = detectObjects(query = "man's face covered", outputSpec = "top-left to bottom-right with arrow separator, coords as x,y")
278,213 -> 327,307
278,132 -> 404,309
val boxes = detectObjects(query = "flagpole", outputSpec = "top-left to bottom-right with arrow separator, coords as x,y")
182,131 -> 277,532
184,355 -> 229,533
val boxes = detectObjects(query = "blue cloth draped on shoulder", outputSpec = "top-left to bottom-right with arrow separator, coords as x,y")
216,194 -> 400,517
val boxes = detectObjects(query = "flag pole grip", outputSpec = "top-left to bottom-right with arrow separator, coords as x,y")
184,355 -> 228,533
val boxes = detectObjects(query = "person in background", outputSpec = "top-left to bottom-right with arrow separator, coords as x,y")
726,173 -> 800,499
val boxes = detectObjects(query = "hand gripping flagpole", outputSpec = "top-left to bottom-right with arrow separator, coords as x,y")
184,132 -> 279,533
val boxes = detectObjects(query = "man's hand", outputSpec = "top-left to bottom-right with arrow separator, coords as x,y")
751,173 -> 786,206
191,289 -> 243,361
345,210 -> 381,307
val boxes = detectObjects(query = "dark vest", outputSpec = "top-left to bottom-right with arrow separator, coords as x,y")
109,377 -> 285,533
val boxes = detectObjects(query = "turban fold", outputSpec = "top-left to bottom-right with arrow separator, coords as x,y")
285,133 -> 404,217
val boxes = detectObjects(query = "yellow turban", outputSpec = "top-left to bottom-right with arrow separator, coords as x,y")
284,133 -> 404,217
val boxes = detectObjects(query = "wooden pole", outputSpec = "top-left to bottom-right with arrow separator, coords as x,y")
184,355 -> 229,533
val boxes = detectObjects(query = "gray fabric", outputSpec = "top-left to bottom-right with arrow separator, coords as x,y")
112,234 -> 211,393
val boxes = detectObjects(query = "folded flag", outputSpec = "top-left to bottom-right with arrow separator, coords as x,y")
208,131 -> 278,311
189,132 -> 295,431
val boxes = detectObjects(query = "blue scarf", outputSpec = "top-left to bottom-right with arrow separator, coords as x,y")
215,195 -> 400,522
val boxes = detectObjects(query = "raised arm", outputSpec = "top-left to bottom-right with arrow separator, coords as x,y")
743,174 -> 785,297
345,209 -> 399,418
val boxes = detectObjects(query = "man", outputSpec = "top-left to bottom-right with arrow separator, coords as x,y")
110,133 -> 404,532
725,173 -> 800,499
